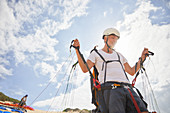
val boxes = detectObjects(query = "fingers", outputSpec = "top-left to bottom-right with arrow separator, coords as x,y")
73,39 -> 80,48
144,48 -> 149,55
73,39 -> 79,45
144,47 -> 148,51
74,39 -> 78,44
141,47 -> 149,60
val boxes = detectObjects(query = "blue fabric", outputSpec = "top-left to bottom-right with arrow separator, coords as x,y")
0,106 -> 6,110
3,111 -> 11,113
11,109 -> 17,112
11,109 -> 23,113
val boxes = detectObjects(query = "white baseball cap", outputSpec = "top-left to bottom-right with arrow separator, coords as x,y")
103,28 -> 120,39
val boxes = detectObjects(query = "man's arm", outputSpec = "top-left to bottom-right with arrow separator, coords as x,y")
124,48 -> 149,76
73,39 -> 95,73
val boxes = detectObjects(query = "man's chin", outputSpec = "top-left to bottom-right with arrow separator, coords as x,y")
110,45 -> 115,49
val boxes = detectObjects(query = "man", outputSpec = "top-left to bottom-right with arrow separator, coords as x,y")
73,28 -> 148,113
19,95 -> 28,107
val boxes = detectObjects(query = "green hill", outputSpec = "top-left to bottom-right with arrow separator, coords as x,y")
63,108 -> 90,113
0,92 -> 20,103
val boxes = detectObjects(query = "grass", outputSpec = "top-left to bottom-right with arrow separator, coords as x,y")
0,92 -> 20,103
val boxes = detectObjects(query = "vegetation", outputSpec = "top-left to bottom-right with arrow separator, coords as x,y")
63,108 -> 72,112
63,108 -> 90,113
0,92 -> 20,103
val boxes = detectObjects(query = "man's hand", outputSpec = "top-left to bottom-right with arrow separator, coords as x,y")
73,39 -> 80,49
141,48 -> 149,61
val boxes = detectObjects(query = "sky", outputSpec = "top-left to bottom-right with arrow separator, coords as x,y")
0,0 -> 170,112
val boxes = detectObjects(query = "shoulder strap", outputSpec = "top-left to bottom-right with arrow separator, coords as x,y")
115,51 -> 129,81
92,48 -> 106,62
91,48 -> 106,71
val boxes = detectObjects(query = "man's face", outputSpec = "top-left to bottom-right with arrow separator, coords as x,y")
104,35 -> 119,48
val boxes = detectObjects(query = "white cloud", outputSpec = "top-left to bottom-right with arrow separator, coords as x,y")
38,84 -> 44,87
32,60 -> 93,110
34,62 -> 58,82
33,77 -> 94,111
163,0 -> 170,9
0,65 -> 13,79
14,91 -> 25,96
0,0 -> 20,31
9,87 -> 27,97
56,83 -> 62,89
104,11 -> 107,17
0,74 -> 5,79
0,0 -> 90,80
0,57 -> 10,66
114,0 -> 170,112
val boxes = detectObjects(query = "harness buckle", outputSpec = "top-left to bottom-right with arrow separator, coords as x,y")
111,84 -> 117,89
124,85 -> 130,89
111,83 -> 120,89
93,78 -> 101,89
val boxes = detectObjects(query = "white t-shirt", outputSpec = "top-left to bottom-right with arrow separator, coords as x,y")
88,49 -> 129,84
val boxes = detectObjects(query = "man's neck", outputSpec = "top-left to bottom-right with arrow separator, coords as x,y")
102,45 -> 113,54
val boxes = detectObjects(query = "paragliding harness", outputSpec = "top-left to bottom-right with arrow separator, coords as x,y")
70,40 -> 155,113
90,47 -> 155,113
90,47 -> 138,113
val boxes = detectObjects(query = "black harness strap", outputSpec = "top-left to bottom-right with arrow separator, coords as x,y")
93,48 -> 106,62
115,52 -> 129,81
92,48 -> 129,83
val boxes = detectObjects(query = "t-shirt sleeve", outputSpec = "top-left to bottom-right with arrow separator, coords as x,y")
119,52 -> 128,64
87,51 -> 96,64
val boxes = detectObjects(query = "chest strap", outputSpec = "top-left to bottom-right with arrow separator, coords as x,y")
92,48 -> 129,83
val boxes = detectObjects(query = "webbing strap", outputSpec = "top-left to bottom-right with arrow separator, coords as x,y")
127,88 -> 141,113
104,62 -> 107,83
132,58 -> 143,87
92,48 -> 129,83
93,48 -> 106,62
134,87 -> 148,108
115,52 -> 129,81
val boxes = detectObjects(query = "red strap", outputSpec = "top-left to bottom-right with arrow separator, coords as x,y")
127,88 -> 141,113
132,77 -> 137,87
93,78 -> 101,89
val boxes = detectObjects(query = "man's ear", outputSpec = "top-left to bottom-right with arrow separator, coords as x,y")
103,36 -> 107,42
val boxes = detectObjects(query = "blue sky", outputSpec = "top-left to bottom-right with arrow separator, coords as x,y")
0,0 -> 170,112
